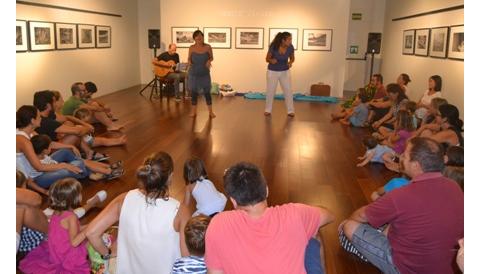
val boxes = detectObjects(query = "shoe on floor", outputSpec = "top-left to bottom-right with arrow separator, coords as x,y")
87,190 -> 108,204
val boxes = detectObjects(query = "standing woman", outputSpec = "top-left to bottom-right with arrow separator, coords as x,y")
265,32 -> 295,117
188,30 -> 215,118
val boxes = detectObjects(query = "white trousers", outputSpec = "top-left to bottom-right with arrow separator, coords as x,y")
265,69 -> 295,114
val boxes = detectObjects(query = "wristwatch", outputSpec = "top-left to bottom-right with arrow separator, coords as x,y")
101,247 -> 112,260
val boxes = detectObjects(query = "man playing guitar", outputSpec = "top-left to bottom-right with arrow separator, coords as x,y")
153,43 -> 187,102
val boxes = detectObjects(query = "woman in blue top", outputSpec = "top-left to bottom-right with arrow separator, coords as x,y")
188,30 -> 215,118
265,32 -> 295,117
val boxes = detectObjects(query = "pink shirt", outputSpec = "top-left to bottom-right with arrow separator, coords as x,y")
205,203 -> 322,274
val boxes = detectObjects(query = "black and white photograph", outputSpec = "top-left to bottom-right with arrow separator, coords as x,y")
302,29 -> 332,51
96,25 -> 111,48
429,27 -> 449,58
203,27 -> 231,48
235,28 -> 264,49
171,27 -> 199,48
55,23 -> 77,50
28,21 -> 55,51
269,28 -> 298,50
402,29 -> 415,55
448,25 -> 464,60
16,20 -> 28,52
415,28 -> 430,56
78,24 -> 95,48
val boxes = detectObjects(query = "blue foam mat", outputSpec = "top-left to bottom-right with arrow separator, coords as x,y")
242,92 -> 338,103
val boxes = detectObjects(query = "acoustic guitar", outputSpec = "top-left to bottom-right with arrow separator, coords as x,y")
152,59 -> 176,77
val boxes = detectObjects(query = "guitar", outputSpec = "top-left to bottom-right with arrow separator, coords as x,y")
152,59 -> 176,77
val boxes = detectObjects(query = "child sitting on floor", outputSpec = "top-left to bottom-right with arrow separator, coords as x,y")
381,110 -> 416,164
357,136 -> 394,167
183,157 -> 227,216
339,93 -> 369,127
172,215 -> 211,274
31,134 -> 124,181
19,178 -> 91,274
73,108 -> 127,147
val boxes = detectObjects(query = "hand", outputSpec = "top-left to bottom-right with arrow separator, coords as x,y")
270,58 -> 278,64
372,121 -> 381,129
206,60 -> 212,69
288,62 -> 292,68
87,124 -> 95,133
61,163 -> 82,174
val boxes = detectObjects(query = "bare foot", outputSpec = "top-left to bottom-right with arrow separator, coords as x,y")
107,124 -> 124,131
288,113 -> 295,117
209,112 -> 216,118
264,112 -> 271,116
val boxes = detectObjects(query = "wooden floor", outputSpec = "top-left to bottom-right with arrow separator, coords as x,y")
70,85 -> 397,274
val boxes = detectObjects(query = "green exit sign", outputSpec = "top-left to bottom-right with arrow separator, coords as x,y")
352,13 -> 362,20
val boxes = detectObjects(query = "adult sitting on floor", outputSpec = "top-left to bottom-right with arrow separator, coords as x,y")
372,83 -> 409,133
33,90 -> 107,161
339,137 -> 463,274
204,162 -> 335,274
366,74 -> 392,125
62,82 -> 123,131
417,104 -> 464,148
83,81 -> 118,120
16,105 -> 88,189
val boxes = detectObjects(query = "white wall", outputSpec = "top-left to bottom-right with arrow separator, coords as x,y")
137,0 -> 161,84
16,0 -> 140,108
381,0 -> 464,117
344,0 -> 386,93
154,0 -> 350,97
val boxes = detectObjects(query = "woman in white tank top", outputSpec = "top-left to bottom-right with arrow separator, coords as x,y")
86,152 -> 192,274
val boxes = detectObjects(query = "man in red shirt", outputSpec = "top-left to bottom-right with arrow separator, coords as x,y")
205,162 -> 335,274
340,137 -> 464,274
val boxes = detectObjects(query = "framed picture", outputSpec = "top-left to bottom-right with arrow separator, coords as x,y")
414,28 -> 430,56
96,25 -> 111,48
172,27 -> 199,48
402,29 -> 415,55
78,24 -> 95,48
235,27 -> 264,49
429,27 -> 449,58
28,21 -> 55,51
16,20 -> 28,52
55,23 -> 77,50
203,27 -> 231,49
302,29 -> 332,51
448,25 -> 464,60
269,28 -> 298,50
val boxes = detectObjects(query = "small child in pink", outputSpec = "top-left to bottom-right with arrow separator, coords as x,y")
382,110 -> 415,164
19,178 -> 90,274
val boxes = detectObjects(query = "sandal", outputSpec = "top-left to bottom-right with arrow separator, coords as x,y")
90,151 -> 110,162
103,167 -> 125,181
110,160 -> 123,170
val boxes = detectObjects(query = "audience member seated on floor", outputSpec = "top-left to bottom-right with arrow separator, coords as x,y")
16,105 -> 89,189
356,136 -> 394,167
20,178 -> 91,274
73,108 -> 127,147
16,171 -> 48,253
182,157 -> 227,217
86,152 -> 191,274
380,110 -> 416,165
84,81 -> 117,120
204,162 -> 334,274
417,104 -> 464,147
445,146 -> 464,167
31,134 -> 124,183
172,215 -> 211,274
339,137 -> 464,274
33,90 -> 109,162
396,73 -> 411,95
371,83 -> 409,132
369,74 -> 387,100
62,82 -> 124,131
418,97 -> 448,128
415,75 -> 443,121
337,93 -> 369,127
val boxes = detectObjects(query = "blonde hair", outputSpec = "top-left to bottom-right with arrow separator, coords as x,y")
430,98 -> 448,112
48,178 -> 82,211
73,108 -> 92,121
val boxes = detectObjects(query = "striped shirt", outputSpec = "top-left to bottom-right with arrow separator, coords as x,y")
171,256 -> 206,274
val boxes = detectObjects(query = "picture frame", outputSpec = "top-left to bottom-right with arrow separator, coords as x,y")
269,28 -> 298,50
16,20 -> 28,52
429,27 -> 449,58
302,29 -> 333,51
203,27 -> 231,49
448,25 -> 464,60
55,23 -> 77,50
28,21 -> 55,51
96,25 -> 111,48
172,27 -> 199,48
77,24 -> 95,48
235,27 -> 264,49
414,28 -> 430,56
402,29 -> 415,55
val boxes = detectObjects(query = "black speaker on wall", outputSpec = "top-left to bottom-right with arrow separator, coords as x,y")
367,32 -> 382,53
148,29 -> 160,49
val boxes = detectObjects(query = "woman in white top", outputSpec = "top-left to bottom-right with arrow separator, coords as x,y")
415,75 -> 442,120
86,152 -> 191,274
397,73 -> 411,95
